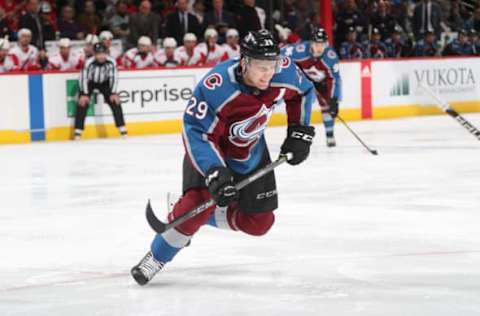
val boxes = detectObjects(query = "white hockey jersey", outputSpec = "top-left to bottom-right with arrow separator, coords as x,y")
48,52 -> 82,71
222,43 -> 240,59
10,44 -> 39,70
122,47 -> 155,69
154,49 -> 181,68
175,46 -> 200,66
194,43 -> 226,66
0,54 -> 19,72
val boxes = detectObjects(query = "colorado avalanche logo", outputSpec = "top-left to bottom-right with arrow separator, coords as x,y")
304,65 -> 326,82
203,73 -> 222,90
280,57 -> 291,69
229,105 -> 273,147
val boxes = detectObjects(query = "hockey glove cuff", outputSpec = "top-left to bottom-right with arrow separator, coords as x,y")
205,166 -> 239,207
280,125 -> 315,165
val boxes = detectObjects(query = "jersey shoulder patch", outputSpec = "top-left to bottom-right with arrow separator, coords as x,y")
326,48 -> 338,60
196,60 -> 238,109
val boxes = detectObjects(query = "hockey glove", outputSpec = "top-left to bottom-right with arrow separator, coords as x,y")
280,125 -> 315,165
329,98 -> 339,118
205,166 -> 239,207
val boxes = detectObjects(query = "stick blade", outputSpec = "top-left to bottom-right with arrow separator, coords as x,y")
146,199 -> 168,234
370,149 -> 378,155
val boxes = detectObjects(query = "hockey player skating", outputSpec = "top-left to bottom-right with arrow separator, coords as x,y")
131,30 -> 317,285
282,28 -> 342,147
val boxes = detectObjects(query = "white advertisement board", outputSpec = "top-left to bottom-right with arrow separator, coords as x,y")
0,75 -> 30,131
372,58 -> 480,107
42,67 -> 211,129
339,62 -> 361,109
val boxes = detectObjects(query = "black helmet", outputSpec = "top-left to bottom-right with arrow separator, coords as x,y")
240,29 -> 280,60
311,27 -> 328,43
93,42 -> 107,53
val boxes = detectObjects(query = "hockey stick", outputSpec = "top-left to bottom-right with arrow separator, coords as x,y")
336,115 -> 378,155
419,84 -> 480,141
146,152 -> 293,234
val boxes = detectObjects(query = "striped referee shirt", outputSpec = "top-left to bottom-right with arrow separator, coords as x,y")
79,56 -> 118,95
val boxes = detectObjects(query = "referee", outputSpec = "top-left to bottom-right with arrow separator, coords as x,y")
74,42 -> 127,140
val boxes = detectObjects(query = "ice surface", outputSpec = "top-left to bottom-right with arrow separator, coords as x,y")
1,114 -> 480,316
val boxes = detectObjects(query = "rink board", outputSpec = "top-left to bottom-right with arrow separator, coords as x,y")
1,57 -> 479,144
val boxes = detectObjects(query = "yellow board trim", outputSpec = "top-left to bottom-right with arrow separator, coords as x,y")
0,131 -> 31,144
3,104 -> 480,144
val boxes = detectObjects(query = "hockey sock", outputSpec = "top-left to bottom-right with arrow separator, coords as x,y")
322,111 -> 335,137
207,206 -> 232,230
150,228 -> 192,263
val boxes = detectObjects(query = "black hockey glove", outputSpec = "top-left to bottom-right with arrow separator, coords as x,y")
280,125 -> 315,165
329,98 -> 339,118
205,166 -> 239,207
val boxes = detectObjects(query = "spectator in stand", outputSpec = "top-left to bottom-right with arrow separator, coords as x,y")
413,31 -> 439,57
203,0 -> 236,30
109,0 -> 130,47
155,37 -> 181,67
77,0 -> 101,35
442,29 -> 474,56
385,25 -> 411,58
0,37 -> 18,72
48,38 -> 82,70
122,36 -> 155,69
78,33 -> 98,66
412,0 -> 443,41
335,0 -> 367,46
222,28 -> 240,59
465,7 -> 480,33
191,0 -> 205,26
128,0 -> 160,49
469,29 -> 480,55
194,27 -> 225,66
236,0 -> 261,38
175,32 -> 200,66
165,0 -> 201,45
339,26 -> 364,60
39,2 -> 56,42
10,28 -> 40,70
369,0 -> 397,41
0,7 -> 13,40
447,0 -> 468,32
18,0 -> 44,48
0,0 -> 21,28
364,27 -> 387,58
58,5 -> 85,40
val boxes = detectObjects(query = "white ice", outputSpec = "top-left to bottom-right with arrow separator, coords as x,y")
1,114 -> 480,316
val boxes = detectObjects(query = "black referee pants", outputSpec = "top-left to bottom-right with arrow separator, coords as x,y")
74,82 -> 126,130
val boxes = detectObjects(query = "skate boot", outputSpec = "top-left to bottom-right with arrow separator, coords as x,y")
131,251 -> 164,285
73,129 -> 82,141
326,135 -> 336,147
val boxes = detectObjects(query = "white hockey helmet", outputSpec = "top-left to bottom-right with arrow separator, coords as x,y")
0,38 -> 10,50
58,38 -> 71,48
204,28 -> 218,39
99,30 -> 113,40
85,34 -> 99,45
183,32 -> 197,43
138,36 -> 152,46
226,28 -> 239,38
163,37 -> 177,48
18,28 -> 32,38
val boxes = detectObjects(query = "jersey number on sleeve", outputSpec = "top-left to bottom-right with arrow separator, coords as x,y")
186,97 -> 208,120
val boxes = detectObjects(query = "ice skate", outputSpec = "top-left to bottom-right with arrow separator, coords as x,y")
131,251 -> 164,285
326,135 -> 336,147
